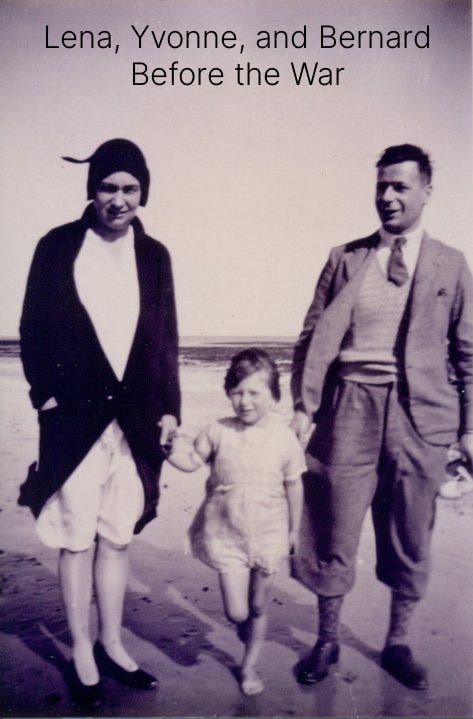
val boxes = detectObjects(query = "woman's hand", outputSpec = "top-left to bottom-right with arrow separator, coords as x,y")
39,397 -> 58,411
158,414 -> 178,453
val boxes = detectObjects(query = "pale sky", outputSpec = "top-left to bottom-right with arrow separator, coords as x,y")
1,0 -> 471,337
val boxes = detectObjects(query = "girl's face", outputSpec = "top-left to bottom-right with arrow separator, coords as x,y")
228,371 -> 276,425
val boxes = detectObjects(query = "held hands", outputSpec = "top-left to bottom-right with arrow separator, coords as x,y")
161,429 -> 204,472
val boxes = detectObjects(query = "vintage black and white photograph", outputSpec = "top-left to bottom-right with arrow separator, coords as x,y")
0,1 -> 472,717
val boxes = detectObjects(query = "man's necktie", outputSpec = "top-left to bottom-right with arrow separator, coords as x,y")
387,236 -> 409,286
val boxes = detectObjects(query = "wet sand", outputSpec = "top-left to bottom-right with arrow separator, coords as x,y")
1,358 -> 472,718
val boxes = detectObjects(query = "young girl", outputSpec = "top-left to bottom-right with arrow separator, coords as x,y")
167,348 -> 305,696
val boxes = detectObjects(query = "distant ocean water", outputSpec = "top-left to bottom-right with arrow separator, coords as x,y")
0,337 -> 295,372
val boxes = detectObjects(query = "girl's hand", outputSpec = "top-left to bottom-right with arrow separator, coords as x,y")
288,529 -> 299,556
165,433 -> 205,472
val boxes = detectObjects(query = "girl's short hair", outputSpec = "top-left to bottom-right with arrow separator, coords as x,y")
224,347 -> 281,401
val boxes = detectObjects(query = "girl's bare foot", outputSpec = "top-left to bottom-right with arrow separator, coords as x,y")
240,669 -> 264,696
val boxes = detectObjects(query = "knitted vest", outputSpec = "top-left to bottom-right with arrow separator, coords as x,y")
338,256 -> 412,383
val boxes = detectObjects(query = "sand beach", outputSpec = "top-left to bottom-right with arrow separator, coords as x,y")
1,354 -> 472,718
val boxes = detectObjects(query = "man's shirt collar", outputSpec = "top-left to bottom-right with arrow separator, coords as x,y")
378,225 -> 424,248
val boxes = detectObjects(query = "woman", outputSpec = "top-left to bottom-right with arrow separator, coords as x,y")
19,139 -> 180,708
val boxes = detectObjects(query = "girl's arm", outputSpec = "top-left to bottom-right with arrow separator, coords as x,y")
285,476 -> 303,555
166,430 -> 212,473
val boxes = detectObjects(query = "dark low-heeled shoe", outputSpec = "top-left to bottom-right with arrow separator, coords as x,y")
69,662 -> 103,709
381,644 -> 428,690
296,640 -> 340,684
94,641 -> 158,690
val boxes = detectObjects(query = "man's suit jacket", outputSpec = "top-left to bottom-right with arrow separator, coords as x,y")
291,232 -> 473,446
19,204 -> 180,532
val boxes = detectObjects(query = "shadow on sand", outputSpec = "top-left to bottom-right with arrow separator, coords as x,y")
1,540 -> 393,718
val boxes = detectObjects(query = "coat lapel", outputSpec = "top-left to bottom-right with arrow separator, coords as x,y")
407,234 -> 445,328
334,232 -> 379,289
301,235 -> 378,416
122,220 -> 154,381
344,235 -> 379,281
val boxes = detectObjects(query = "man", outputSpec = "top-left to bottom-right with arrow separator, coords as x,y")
19,139 -> 180,707
291,144 -> 473,690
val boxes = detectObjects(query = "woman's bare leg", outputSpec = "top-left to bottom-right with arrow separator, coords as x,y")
58,546 -> 99,685
94,536 -> 138,670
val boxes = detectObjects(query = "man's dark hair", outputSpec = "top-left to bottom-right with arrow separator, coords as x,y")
377,144 -> 432,183
224,347 -> 281,401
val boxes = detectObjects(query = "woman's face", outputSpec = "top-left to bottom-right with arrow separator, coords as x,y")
93,171 -> 142,233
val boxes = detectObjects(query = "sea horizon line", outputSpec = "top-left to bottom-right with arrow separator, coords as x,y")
0,334 -> 296,344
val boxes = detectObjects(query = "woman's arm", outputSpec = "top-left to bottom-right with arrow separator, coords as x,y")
20,236 -> 58,410
157,245 -> 181,422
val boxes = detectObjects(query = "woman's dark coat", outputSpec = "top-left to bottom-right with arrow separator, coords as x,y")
19,204 -> 180,533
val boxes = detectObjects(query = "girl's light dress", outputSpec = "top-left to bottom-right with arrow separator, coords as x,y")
189,412 -> 306,575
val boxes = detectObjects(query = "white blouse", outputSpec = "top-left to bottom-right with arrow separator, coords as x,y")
74,226 -> 140,380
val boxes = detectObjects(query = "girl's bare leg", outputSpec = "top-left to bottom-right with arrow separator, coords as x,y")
58,545 -> 99,685
240,569 -> 275,695
218,569 -> 251,625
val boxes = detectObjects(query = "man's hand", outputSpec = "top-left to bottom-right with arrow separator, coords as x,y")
290,410 -> 313,449
460,432 -> 473,469
158,414 -> 178,453
288,529 -> 299,556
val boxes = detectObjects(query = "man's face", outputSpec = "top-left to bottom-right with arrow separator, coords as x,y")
93,171 -> 141,233
375,161 -> 431,234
